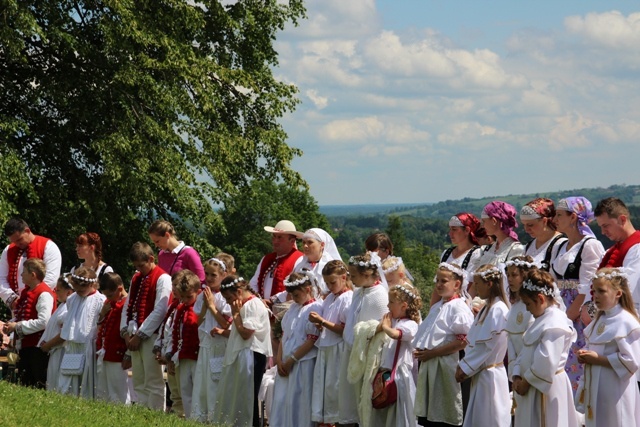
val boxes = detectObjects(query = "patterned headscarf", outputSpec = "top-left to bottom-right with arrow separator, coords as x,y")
481,201 -> 519,241
449,212 -> 480,245
556,197 -> 595,237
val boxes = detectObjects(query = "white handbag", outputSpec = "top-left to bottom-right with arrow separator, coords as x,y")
209,356 -> 224,380
60,353 -> 86,376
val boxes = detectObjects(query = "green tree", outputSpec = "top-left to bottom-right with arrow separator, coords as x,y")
215,179 -> 331,276
0,0 -> 306,278
386,215 -> 406,257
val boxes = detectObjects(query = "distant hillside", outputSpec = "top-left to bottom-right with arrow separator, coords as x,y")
321,184 -> 640,220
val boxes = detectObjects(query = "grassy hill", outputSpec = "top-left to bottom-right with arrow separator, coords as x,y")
0,381 -> 207,427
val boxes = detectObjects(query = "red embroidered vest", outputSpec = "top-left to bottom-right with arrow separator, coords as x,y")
126,265 -> 167,329
599,230 -> 640,268
6,235 -> 49,293
97,298 -> 127,362
15,282 -> 56,348
172,300 -> 199,360
257,248 -> 303,298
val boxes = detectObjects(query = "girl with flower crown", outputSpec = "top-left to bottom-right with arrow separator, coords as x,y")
270,272 -> 322,427
455,264 -> 510,427
511,269 -> 578,427
214,275 -> 272,427
575,268 -> 640,427
414,263 -> 473,427
58,266 -> 106,398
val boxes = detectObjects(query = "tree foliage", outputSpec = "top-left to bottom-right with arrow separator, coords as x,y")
0,0 -> 306,277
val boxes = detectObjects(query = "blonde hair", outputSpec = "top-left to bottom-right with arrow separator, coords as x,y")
23,258 -> 46,281
322,260 -> 353,290
69,266 -> 99,289
592,268 -> 639,322
389,283 -> 422,323
473,264 -> 509,323
172,269 -> 201,294
348,252 -> 380,277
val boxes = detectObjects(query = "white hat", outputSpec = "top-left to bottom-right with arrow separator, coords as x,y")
263,220 -> 298,235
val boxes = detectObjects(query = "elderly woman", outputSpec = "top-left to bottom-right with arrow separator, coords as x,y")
477,201 -> 525,267
551,197 -> 605,395
520,198 -> 567,271
72,232 -> 113,277
292,228 -> 342,296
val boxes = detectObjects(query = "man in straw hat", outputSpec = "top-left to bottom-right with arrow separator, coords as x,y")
249,220 -> 303,303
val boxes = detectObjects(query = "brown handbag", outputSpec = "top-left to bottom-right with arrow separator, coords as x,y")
371,335 -> 402,409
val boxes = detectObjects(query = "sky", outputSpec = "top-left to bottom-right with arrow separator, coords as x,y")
271,1 -> 640,205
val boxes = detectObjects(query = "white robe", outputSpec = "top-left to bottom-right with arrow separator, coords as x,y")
513,306 -> 578,427
38,301 -> 68,392
459,298 -> 510,427
413,297 -> 473,425
506,300 -> 534,380
576,304 -> 640,427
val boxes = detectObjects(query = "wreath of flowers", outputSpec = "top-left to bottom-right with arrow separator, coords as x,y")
521,279 -> 555,296
221,277 -> 245,290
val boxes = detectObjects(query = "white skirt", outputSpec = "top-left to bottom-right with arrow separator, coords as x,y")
191,341 -> 226,422
463,365 -> 511,427
312,342 -> 345,423
370,364 -> 417,427
58,341 -> 97,399
46,346 -> 64,392
271,358 -> 316,427
338,343 -> 360,424
213,348 -> 255,427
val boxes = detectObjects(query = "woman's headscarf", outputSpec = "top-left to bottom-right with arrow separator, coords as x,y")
481,201 -> 519,241
449,212 -> 481,245
556,197 -> 595,237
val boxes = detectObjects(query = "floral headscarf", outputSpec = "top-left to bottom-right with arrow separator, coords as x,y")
482,201 -> 519,241
556,197 -> 595,237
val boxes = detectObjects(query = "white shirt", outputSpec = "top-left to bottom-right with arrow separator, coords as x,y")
249,254 -> 303,299
119,272 -> 172,337
15,290 -> 54,348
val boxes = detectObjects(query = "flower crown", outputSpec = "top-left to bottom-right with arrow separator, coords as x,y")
71,273 -> 98,283
521,280 -> 555,296
208,258 -> 226,272
393,284 -> 418,300
284,274 -> 313,289
438,262 -> 466,279
475,267 -> 502,281
382,257 -> 404,274
593,269 -> 628,282
348,256 -> 380,269
220,277 -> 245,290
505,259 -> 537,269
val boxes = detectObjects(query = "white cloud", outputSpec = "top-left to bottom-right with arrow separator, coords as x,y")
305,89 -> 329,109
565,11 -> 640,50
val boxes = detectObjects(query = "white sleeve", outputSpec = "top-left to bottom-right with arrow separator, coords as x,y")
578,240 -> 606,294
523,329 -> 568,394
42,241 -> 62,289
459,331 -> 506,377
138,274 -> 172,337
609,330 -> 640,379
19,292 -> 54,335
249,258 -> 264,294
0,246 -> 17,304
622,246 -> 640,312
120,291 -> 132,332
164,313 -> 175,354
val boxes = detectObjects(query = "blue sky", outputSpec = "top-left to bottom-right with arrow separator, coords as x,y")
274,1 -> 640,205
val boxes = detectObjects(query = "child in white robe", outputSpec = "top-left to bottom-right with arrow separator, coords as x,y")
414,263 -> 473,427
512,269 -> 578,427
339,252 -> 389,426
504,257 -> 536,412
308,260 -> 353,425
576,268 -> 640,427
214,275 -> 272,427
371,282 -> 421,427
271,272 -> 322,427
39,275 -> 74,392
456,265 -> 510,427
191,256 -> 231,422
59,267 -> 106,398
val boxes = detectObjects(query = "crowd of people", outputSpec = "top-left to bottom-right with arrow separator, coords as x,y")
1,195 -> 640,427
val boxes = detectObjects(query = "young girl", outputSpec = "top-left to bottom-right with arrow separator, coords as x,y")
59,267 -> 107,398
191,256 -> 232,422
576,268 -> 640,426
39,275 -> 74,392
512,269 -> 578,427
414,263 -> 474,427
309,260 -> 353,426
339,252 -> 389,426
382,256 -> 412,287
504,257 -> 536,384
371,283 -> 421,427
214,276 -> 272,427
455,265 -> 510,427
166,270 -> 201,419
95,272 -> 130,404
271,272 -> 322,427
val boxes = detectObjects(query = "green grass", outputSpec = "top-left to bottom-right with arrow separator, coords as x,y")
0,381 -> 214,427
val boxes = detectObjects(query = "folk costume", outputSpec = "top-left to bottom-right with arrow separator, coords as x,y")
292,228 -> 341,295
249,248 -> 303,300
119,265 -> 172,410
95,297 -> 130,404
271,298 -> 322,427
512,306 -> 579,427
191,290 -> 231,422
311,288 -> 353,424
459,297 -> 510,427
505,298 -> 534,415
413,296 -> 473,426
576,304 -> 640,427
39,300 -> 68,391
0,235 -> 61,305
59,290 -> 106,398
214,296 -> 272,427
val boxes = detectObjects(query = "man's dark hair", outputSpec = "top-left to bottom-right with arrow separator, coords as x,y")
3,218 -> 29,237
